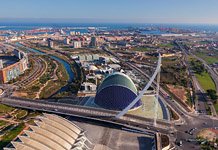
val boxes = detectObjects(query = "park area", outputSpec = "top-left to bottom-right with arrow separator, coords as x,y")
195,71 -> 216,92
0,104 -> 40,149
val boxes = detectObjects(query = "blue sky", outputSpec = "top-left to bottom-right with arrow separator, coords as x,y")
0,0 -> 218,24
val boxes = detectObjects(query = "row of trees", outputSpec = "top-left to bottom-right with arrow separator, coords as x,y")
207,89 -> 218,103
190,60 -> 205,74
190,59 -> 217,103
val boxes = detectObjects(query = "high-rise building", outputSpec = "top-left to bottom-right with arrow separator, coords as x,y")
89,36 -> 98,47
47,38 -> 54,48
0,60 -> 3,69
0,49 -> 28,83
64,37 -> 71,45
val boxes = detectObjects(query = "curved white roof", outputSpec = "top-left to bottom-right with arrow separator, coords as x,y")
43,113 -> 82,134
11,142 -> 36,150
6,114 -> 91,150
38,117 -> 79,140
29,125 -> 72,150
24,130 -> 66,150
89,65 -> 98,71
34,121 -> 76,144
18,136 -> 52,150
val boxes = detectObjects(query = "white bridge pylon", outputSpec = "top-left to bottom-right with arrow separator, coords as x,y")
115,54 -> 162,119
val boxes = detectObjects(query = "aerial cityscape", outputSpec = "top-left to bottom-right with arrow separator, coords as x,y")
0,0 -> 218,150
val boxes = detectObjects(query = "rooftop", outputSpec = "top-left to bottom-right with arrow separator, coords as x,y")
97,72 -> 138,94
4,113 -> 92,150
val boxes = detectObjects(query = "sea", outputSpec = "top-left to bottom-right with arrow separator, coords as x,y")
1,23 -> 218,34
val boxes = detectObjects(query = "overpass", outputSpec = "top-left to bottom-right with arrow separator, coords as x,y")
0,97 -> 173,135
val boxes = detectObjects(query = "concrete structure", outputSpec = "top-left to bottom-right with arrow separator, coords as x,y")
99,67 -> 113,74
81,82 -> 97,92
77,54 -> 100,62
115,54 -> 162,128
4,113 -> 92,150
108,64 -> 121,70
88,65 -> 98,71
73,41 -> 82,48
95,72 -> 142,110
99,56 -> 110,64
0,49 -> 28,83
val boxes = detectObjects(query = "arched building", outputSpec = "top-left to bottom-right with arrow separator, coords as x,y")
94,72 -> 142,110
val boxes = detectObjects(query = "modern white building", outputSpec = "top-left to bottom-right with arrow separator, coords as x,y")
4,114 -> 93,150
73,41 -> 82,48
81,82 -> 97,92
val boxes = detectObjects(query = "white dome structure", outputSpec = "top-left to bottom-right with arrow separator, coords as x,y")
88,65 -> 98,71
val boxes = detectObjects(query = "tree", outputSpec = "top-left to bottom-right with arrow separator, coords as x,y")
206,89 -> 218,102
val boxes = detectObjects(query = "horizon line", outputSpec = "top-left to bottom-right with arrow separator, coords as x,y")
1,18 -> 218,25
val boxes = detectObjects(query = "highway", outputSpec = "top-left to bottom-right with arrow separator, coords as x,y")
192,76 -> 207,114
0,97 -> 172,133
193,54 -> 218,93
175,41 -> 207,115
1,95 -> 218,150
191,54 -> 218,116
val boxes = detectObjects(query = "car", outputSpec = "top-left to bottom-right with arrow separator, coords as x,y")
176,140 -> 183,146
186,139 -> 191,142
170,132 -> 174,135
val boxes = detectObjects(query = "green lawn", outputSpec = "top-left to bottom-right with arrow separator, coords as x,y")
195,71 -> 216,91
0,123 -> 25,149
0,104 -> 14,113
15,110 -> 28,119
158,43 -> 174,48
195,51 -> 218,64
0,120 -> 7,126
214,102 -> 218,113
131,47 -> 151,51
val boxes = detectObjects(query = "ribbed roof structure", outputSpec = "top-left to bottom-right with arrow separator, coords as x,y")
5,114 -> 93,150
95,72 -> 142,110
97,72 -> 137,94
